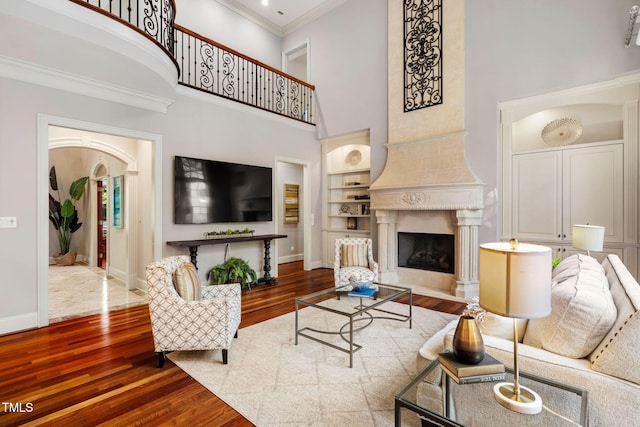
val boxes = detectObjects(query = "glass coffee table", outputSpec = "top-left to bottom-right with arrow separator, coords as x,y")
395,359 -> 588,426
295,283 -> 412,367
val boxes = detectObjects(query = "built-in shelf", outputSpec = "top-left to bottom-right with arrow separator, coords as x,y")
321,130 -> 372,268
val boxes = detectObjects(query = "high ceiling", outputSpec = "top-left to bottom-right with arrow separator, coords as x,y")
219,0 -> 346,35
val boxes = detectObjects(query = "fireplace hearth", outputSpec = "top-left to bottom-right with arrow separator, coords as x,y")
398,232 -> 454,274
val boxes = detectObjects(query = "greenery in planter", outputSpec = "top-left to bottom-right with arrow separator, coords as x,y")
48,166 -> 89,255
208,257 -> 257,289
206,228 -> 254,236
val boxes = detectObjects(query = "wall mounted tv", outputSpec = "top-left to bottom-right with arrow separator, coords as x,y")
174,156 -> 273,224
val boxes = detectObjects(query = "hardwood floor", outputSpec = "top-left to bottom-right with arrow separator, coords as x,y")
0,263 -> 465,426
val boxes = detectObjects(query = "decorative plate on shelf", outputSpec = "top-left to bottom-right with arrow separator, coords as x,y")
344,149 -> 362,167
541,118 -> 582,146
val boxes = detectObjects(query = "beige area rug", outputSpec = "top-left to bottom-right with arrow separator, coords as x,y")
168,298 -> 457,426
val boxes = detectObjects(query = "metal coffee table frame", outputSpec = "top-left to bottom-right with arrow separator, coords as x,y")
395,359 -> 589,426
295,283 -> 412,368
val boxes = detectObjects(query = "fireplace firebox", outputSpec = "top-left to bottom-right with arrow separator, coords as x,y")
398,232 -> 455,274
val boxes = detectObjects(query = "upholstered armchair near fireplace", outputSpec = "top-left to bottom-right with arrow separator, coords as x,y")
146,255 -> 241,367
334,237 -> 379,288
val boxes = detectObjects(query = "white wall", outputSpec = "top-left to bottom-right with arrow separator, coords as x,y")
6,0 -> 640,333
283,0 -> 388,178
285,0 -> 640,247
175,0 -> 283,69
0,74 -> 319,332
465,0 -> 640,242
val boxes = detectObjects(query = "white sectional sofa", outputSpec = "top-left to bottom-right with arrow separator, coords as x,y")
418,254 -> 640,426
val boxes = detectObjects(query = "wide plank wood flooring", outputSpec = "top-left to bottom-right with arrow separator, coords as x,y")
0,263 -> 465,426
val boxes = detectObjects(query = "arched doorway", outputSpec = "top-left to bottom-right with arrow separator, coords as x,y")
38,115 -> 163,327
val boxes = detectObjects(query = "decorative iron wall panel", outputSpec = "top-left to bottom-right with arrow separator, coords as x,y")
404,0 -> 443,112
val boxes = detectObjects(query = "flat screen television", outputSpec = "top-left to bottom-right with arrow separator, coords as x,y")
174,156 -> 273,224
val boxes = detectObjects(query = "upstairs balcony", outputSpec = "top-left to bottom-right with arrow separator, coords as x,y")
34,0 -> 315,124
0,0 -> 315,122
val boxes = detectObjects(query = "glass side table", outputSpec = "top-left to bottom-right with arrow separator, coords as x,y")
395,359 -> 588,427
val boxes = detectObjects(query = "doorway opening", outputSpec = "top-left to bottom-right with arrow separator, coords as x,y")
97,176 -> 108,269
275,157 -> 312,271
283,41 -> 309,82
39,115 -> 163,327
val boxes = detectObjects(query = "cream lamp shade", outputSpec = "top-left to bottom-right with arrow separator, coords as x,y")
479,241 -> 552,319
572,224 -> 605,253
479,240 -> 552,415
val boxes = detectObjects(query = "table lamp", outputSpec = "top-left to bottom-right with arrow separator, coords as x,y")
572,224 -> 605,256
479,240 -> 552,414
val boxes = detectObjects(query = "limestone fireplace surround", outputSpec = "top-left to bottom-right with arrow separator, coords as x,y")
369,132 -> 484,300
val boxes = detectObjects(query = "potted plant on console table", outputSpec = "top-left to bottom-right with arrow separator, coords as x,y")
208,257 -> 257,290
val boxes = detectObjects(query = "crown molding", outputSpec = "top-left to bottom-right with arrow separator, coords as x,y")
0,55 -> 174,112
216,0 -> 283,36
216,0 -> 347,37
282,0 -> 347,36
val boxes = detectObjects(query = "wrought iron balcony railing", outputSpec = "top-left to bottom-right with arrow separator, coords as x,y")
69,0 -> 316,125
70,0 -> 176,58
175,26 -> 315,125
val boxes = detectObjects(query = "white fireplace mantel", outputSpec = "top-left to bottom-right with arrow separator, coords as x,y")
369,134 -> 484,300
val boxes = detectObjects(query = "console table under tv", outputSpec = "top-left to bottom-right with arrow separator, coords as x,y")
166,234 -> 287,285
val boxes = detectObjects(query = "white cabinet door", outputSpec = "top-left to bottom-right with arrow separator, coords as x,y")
512,151 -> 562,241
512,144 -> 623,244
563,144 -> 624,243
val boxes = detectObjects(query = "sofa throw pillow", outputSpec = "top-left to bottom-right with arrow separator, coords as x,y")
479,313 -> 528,342
523,255 -> 617,359
589,255 -> 640,385
172,262 -> 201,301
341,243 -> 368,268
419,319 -> 459,361
552,253 -> 603,283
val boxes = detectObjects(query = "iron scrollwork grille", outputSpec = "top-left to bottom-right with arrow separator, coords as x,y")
404,0 -> 443,112
175,26 -> 314,124
71,0 -> 176,56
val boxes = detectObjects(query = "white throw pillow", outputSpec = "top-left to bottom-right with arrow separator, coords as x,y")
553,253 -> 603,283
419,319 -> 458,360
524,256 -> 616,358
479,313 -> 528,342
589,255 -> 640,385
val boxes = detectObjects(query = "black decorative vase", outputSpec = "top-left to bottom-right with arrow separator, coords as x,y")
452,315 -> 485,364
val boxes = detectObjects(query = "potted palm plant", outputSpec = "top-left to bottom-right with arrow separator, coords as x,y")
48,166 -> 89,266
208,257 -> 257,289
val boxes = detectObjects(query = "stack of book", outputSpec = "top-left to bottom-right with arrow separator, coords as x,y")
347,285 -> 376,298
438,351 -> 506,384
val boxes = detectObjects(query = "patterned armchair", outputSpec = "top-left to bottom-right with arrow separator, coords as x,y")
334,237 -> 379,288
146,255 -> 241,367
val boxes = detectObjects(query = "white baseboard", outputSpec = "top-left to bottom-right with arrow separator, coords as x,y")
310,260 -> 323,270
136,277 -> 148,292
0,312 -> 38,335
108,265 -> 127,282
279,254 -> 304,264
